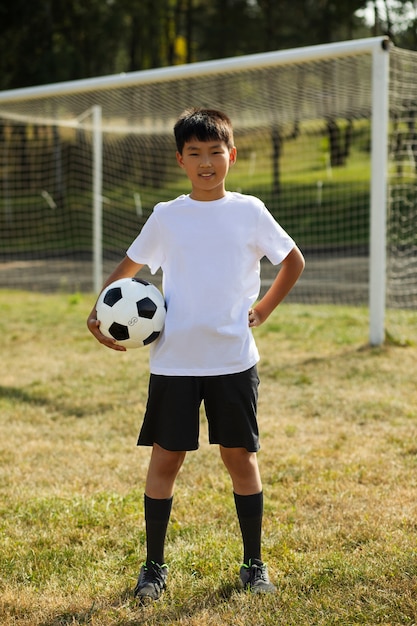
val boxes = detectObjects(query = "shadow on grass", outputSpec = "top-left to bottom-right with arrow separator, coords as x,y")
259,341 -> 383,383
38,583 -> 241,626
0,384 -> 96,418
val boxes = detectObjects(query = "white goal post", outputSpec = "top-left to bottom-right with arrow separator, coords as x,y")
0,36 -> 416,346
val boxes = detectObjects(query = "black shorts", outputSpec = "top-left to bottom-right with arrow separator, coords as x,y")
137,365 -> 260,452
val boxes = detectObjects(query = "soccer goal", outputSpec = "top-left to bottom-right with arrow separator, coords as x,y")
0,36 -> 416,346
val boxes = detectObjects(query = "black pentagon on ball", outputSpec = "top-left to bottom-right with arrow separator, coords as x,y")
108,321 -> 130,341
136,296 -> 157,319
103,286 -> 123,307
143,331 -> 161,346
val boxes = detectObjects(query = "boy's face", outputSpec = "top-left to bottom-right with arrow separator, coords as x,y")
176,139 -> 237,201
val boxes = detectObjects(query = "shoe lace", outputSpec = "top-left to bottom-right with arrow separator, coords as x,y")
142,561 -> 167,587
247,561 -> 268,584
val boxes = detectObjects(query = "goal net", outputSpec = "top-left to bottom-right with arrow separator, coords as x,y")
0,37 -> 416,344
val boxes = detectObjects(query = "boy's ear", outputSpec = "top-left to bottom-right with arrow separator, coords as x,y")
176,151 -> 185,168
229,146 -> 237,165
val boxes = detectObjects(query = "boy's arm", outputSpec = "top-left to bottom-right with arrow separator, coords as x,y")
249,246 -> 305,327
87,255 -> 144,351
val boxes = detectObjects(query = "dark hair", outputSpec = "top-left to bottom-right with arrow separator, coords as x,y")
174,107 -> 234,154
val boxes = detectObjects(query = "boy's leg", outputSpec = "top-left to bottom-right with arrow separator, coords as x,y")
145,442 -> 186,499
219,446 -> 262,563
145,443 -> 186,563
219,446 -> 261,495
135,444 -> 186,601
220,446 -> 276,593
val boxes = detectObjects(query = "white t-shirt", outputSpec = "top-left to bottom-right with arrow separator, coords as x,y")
126,191 -> 294,376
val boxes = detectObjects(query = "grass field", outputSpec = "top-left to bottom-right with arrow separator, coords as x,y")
1,291 -> 417,625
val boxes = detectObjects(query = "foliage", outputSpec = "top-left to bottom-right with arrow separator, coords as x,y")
1,1 -> 416,92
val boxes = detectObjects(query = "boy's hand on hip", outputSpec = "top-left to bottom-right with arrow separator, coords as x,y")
248,308 -> 262,328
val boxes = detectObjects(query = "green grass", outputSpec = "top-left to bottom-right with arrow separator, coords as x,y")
3,120 -> 417,256
1,291 -> 417,625
0,122 -> 373,254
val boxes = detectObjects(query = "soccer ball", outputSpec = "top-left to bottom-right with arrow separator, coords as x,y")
96,278 -> 166,348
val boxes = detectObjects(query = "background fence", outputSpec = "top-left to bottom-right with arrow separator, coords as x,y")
0,37 -> 416,343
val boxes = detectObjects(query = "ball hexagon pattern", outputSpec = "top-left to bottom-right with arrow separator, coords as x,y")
96,278 -> 166,348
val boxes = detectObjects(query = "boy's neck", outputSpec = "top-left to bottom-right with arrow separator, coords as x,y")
189,188 -> 227,202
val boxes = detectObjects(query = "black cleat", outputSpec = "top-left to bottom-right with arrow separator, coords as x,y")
239,559 -> 277,594
134,561 -> 168,601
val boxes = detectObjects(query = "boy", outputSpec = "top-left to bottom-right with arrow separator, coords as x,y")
87,108 -> 305,600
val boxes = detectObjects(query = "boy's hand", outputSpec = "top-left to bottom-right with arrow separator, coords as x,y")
87,256 -> 143,352
86,257 -> 144,351
87,316 -> 127,351
248,308 -> 262,328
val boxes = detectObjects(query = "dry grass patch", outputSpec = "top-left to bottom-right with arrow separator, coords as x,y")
0,292 -> 417,624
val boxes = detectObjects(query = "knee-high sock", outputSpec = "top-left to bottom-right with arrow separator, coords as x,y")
234,491 -> 263,565
144,494 -> 173,565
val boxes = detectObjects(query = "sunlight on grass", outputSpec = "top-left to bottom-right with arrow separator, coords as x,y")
0,292 -> 417,625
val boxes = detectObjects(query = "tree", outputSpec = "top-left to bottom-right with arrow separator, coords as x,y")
0,0 -> 55,89
359,0 -> 417,48
0,0 -> 416,92
253,0 -> 370,50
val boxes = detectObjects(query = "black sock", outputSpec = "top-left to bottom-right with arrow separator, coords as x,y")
144,494 -> 173,565
234,491 -> 263,565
